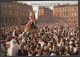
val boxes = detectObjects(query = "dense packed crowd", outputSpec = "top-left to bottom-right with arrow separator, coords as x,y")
1,23 -> 79,56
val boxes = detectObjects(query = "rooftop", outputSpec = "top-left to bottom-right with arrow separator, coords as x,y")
54,4 -> 78,8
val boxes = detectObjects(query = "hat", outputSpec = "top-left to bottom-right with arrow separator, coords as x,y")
6,41 -> 10,45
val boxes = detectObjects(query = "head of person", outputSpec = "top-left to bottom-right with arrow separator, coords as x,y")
27,45 -> 30,51
37,43 -> 41,48
50,53 -> 56,56
42,50 -> 48,56
65,46 -> 69,51
66,53 -> 70,56
47,42 -> 51,47
1,41 -> 5,47
74,40 -> 78,45
29,12 -> 35,21
38,49 -> 42,55
6,41 -> 10,48
39,38 -> 42,42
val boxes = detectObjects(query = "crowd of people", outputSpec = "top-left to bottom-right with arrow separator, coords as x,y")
1,23 -> 79,56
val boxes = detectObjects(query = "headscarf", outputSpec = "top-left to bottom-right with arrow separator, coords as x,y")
7,39 -> 19,56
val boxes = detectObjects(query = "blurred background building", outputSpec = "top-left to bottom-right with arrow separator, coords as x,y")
1,2 -> 78,27
37,6 -> 70,24
1,1 -> 33,27
38,7 -> 53,24
53,4 -> 78,22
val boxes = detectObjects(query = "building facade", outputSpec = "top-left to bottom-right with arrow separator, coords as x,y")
38,6 -> 70,24
53,4 -> 78,22
1,1 -> 33,27
38,7 -> 44,17
38,7 -> 55,24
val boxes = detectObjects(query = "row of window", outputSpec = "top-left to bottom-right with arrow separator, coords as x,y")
1,3 -> 27,10
55,12 -> 77,17
1,16 -> 28,26
54,7 -> 77,12
1,17 -> 17,24
2,9 -> 27,16
1,3 -> 18,9
39,9 -> 44,16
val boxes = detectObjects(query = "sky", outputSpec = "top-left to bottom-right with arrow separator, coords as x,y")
18,1 -> 78,19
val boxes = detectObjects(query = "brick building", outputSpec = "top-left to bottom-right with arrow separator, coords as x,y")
1,1 -> 33,27
37,6 -> 69,24
38,7 -> 53,24
38,7 -> 44,17
53,4 -> 78,22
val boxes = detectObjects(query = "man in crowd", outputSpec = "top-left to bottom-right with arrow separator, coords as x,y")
1,12 -> 79,56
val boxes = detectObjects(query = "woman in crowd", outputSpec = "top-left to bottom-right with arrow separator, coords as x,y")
1,22 -> 79,56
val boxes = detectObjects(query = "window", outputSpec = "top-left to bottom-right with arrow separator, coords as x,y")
6,17 -> 8,24
1,3 -> 2,6
9,5 -> 11,8
55,9 -> 56,12
40,12 -> 43,15
17,6 -> 18,9
61,13 -> 63,16
17,11 -> 18,15
14,5 -> 16,9
74,18 -> 76,22
67,8 -> 69,11
10,10 -> 11,14
58,9 -> 59,12
71,13 -> 73,17
39,9 -> 43,16
5,3 -> 7,7
67,13 -> 69,17
71,8 -> 73,11
40,9 -> 42,12
1,17 -> 4,24
75,12 -> 77,17
74,8 -> 77,11
61,8 -> 62,12
64,8 -> 66,11
66,13 -> 69,17
64,13 -> 65,16
23,13 -> 24,15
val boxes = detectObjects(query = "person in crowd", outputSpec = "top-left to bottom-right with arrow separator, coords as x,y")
7,39 -> 19,56
1,41 -> 7,56
1,22 -> 79,56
